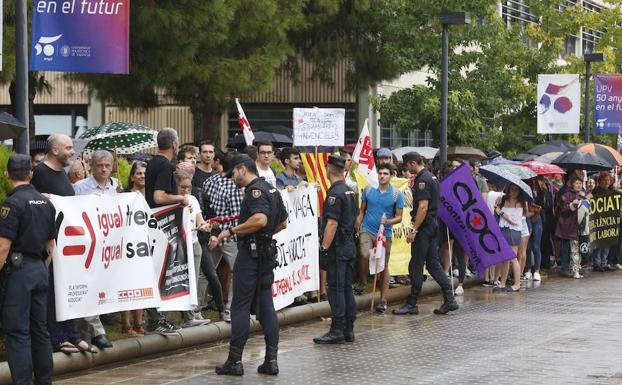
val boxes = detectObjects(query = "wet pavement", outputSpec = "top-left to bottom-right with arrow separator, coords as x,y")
57,272 -> 622,385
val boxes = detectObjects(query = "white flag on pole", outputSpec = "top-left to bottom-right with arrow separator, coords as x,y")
352,119 -> 379,188
236,98 -> 255,146
369,224 -> 386,274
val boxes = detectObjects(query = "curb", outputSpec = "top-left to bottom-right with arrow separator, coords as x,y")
0,277 -> 477,383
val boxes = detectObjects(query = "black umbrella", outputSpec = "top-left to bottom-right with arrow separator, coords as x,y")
259,125 -> 292,137
527,140 -> 572,156
0,112 -> 26,141
551,151 -> 611,171
228,131 -> 293,149
513,153 -> 537,162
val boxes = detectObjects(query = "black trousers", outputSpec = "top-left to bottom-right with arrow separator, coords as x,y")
408,224 -> 451,306
230,249 -> 278,350
199,237 -> 225,312
4,258 -> 53,385
326,242 -> 356,322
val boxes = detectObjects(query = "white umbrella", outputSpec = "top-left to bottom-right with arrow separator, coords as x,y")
393,146 -> 438,161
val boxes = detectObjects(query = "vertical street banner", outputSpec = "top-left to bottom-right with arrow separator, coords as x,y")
151,204 -> 198,312
439,164 -> 516,276
293,108 -> 345,147
51,193 -> 160,321
594,74 -> 622,134
537,74 -> 581,134
0,0 -> 3,70
272,185 -> 320,311
30,0 -> 130,73
588,191 -> 621,249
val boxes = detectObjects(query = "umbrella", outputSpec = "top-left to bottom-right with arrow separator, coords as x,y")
573,143 -> 622,167
228,131 -> 293,149
534,151 -> 563,164
512,153 -> 537,162
519,161 -> 566,176
0,112 -> 26,141
496,164 -> 537,180
79,122 -> 158,154
488,156 -> 518,165
446,146 -> 486,160
527,140 -> 572,156
393,146 -> 438,160
551,151 -> 611,171
479,165 -> 534,201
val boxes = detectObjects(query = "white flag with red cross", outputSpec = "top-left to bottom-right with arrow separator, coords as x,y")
369,223 -> 386,274
352,119 -> 379,188
236,98 -> 254,146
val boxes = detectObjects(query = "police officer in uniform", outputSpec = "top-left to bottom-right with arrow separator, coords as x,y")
0,154 -> 56,385
214,154 -> 288,376
314,155 -> 359,344
393,152 -> 459,315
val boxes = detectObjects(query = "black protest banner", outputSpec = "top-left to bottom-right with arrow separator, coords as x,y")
588,192 -> 621,249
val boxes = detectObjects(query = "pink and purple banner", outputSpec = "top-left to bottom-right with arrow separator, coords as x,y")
594,74 -> 622,135
30,0 -> 129,74
439,164 -> 515,276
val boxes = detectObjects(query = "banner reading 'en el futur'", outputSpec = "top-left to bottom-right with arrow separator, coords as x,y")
51,193 -> 196,321
272,185 -> 320,311
537,74 -> 580,134
588,191 -> 621,249
30,0 -> 129,73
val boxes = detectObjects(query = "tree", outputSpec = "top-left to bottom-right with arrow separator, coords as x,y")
372,0 -> 622,156
75,1 -> 305,143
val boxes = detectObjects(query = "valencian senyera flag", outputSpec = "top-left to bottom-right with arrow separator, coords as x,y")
439,164 -> 515,276
301,152 -> 331,214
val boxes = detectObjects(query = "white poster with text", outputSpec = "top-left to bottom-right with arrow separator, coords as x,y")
293,107 -> 345,147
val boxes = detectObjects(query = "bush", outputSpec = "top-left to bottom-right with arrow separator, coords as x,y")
116,157 -> 131,190
0,146 -> 14,203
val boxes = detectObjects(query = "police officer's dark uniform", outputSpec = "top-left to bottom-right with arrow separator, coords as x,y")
314,155 -> 359,344
215,154 -> 288,376
0,154 -> 56,385
393,152 -> 458,315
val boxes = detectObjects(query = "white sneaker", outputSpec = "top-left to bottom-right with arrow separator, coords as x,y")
533,272 -> 541,281
524,271 -> 533,281
221,309 -> 231,323
182,318 -> 209,328
615,264 -> 622,270
465,268 -> 473,278
452,269 -> 459,277
454,286 -> 464,296
573,271 -> 583,279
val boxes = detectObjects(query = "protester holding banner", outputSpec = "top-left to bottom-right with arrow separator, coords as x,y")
591,172 -> 614,271
31,134 -> 93,354
215,154 -> 288,376
72,150 -> 117,350
314,155 -> 359,344
393,152 -> 458,316
143,128 -> 186,334
0,154 -> 56,384
355,164 -> 404,313
495,184 -> 526,292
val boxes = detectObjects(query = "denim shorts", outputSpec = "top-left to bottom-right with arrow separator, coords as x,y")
501,227 -> 522,246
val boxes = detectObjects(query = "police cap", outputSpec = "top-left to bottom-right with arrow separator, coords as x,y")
226,153 -> 255,177
402,151 -> 424,164
7,154 -> 32,173
327,155 -> 346,169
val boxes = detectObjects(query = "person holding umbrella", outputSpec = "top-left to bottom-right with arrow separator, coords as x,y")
493,184 -> 525,292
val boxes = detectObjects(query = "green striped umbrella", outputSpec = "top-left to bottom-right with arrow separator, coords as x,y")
79,122 -> 158,154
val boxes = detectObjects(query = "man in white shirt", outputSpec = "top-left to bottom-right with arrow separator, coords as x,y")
255,141 -> 277,187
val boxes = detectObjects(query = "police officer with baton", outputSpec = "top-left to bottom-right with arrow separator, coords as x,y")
393,152 -> 459,316
215,154 -> 288,376
0,154 -> 57,384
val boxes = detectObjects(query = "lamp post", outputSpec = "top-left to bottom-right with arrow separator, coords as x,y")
583,52 -> 604,143
14,0 -> 29,155
439,12 -> 470,164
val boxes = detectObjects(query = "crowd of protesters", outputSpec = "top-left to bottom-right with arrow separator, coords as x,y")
7,129 -> 622,362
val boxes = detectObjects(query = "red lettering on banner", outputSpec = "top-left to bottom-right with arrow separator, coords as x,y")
272,264 -> 311,298
118,288 -> 153,300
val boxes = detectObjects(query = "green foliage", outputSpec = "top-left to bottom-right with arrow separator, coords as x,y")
117,157 -> 131,190
0,146 -> 14,203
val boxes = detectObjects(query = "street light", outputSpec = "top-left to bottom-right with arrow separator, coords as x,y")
439,12 -> 470,164
583,52 -> 605,143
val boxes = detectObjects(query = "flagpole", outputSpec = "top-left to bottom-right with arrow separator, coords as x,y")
370,253 -> 379,315
315,145 -> 322,302
447,227 -> 454,294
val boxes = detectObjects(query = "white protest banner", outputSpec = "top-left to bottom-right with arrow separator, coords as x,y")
537,74 -> 580,134
51,193 -> 197,321
293,107 -> 345,147
272,185 -> 320,310
151,204 -> 198,312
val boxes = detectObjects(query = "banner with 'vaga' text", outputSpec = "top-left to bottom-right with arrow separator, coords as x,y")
272,185 -> 320,311
51,193 -> 197,321
589,191 -> 621,249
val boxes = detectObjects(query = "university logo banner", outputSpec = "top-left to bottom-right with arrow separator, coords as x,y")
51,193 -> 196,321
537,74 -> 580,134
30,0 -> 130,73
272,185 -> 320,310
439,164 -> 515,276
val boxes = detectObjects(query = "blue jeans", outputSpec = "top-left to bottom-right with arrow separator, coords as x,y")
526,217 -> 543,272
593,247 -> 609,268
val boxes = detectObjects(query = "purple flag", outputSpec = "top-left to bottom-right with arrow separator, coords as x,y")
439,164 -> 515,276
